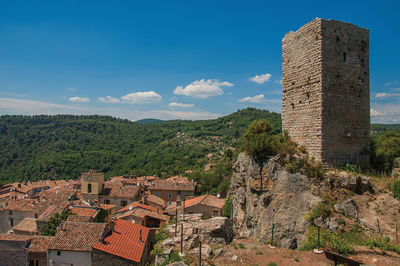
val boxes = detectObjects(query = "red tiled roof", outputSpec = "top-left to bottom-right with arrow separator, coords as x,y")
28,235 -> 54,253
116,202 -> 159,214
150,179 -> 195,191
185,194 -> 225,209
118,208 -> 168,221
0,233 -> 32,242
48,222 -> 107,252
70,207 -> 98,218
145,194 -> 166,207
93,219 -> 149,263
100,204 -> 116,210
67,215 -> 93,222
13,218 -> 39,233
101,183 -> 139,199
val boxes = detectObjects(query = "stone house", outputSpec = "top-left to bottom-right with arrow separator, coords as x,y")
27,235 -> 54,266
12,218 -> 39,235
80,170 -> 141,210
92,219 -> 152,266
116,203 -> 169,228
184,194 -> 225,219
47,221 -> 108,266
149,178 -> 195,205
0,233 -> 31,266
144,194 -> 166,210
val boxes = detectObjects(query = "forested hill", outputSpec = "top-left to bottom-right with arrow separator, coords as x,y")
0,108 -> 281,183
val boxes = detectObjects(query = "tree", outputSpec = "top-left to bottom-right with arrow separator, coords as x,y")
242,119 -> 277,162
372,131 -> 400,172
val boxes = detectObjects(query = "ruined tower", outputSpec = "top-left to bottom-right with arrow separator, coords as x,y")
282,18 -> 370,167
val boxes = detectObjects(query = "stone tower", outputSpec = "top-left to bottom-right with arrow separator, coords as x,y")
282,18 -> 370,167
81,170 -> 104,202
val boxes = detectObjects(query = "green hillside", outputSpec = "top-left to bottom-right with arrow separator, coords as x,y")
0,108 -> 281,183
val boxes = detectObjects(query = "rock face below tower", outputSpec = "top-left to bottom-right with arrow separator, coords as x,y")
282,18 -> 370,167
230,153 -> 321,249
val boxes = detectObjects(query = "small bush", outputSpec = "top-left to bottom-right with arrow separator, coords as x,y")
389,179 -> 400,199
306,202 -> 332,223
294,257 -> 299,262
256,251 -> 263,255
267,263 -> 278,266
366,238 -> 400,255
224,196 -> 233,218
161,251 -> 182,266
239,243 -> 245,249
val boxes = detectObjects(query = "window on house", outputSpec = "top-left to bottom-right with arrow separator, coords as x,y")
104,199 -> 110,204
8,210 -> 13,215
213,211 -> 219,217
168,193 -> 172,199
177,191 -> 181,195
34,213 -> 38,218
343,52 -> 347,62
121,200 -> 128,207
88,183 -> 92,193
168,201 -> 171,205
57,251 -> 61,256
154,192 -> 159,197
9,218 -> 13,226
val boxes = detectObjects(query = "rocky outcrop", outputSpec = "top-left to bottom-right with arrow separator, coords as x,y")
325,170 -> 374,194
334,199 -> 358,219
230,153 -> 321,249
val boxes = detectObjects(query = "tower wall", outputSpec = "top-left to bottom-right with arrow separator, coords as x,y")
282,19 -> 370,167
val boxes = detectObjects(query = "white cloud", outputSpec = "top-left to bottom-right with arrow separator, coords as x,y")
169,102 -> 194,108
249,73 -> 272,84
275,79 -> 282,85
0,98 -> 90,115
67,88 -> 76,91
370,103 -> 400,123
385,81 -> 398,86
370,108 -> 383,117
121,91 -> 162,103
173,79 -> 233,98
375,92 -> 400,98
68,97 -> 90,103
98,96 -> 120,103
0,97 -> 220,121
238,94 -> 266,103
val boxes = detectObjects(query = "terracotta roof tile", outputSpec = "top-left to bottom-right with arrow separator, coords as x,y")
145,194 -> 166,207
100,204 -> 116,210
185,194 -> 225,209
48,222 -> 107,252
150,179 -> 195,191
118,208 -> 168,221
28,235 -> 54,253
67,215 -> 93,222
116,202 -> 159,214
0,233 -> 32,242
13,218 -> 39,233
70,207 -> 98,218
101,183 -> 139,199
93,219 -> 149,263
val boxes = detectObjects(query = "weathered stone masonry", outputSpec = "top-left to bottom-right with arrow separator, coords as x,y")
282,18 -> 370,167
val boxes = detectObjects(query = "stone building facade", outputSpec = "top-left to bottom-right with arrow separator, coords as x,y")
282,18 -> 370,167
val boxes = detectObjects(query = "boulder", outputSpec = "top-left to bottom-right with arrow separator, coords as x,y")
328,219 -> 339,232
193,217 -> 232,244
162,238 -> 175,247
334,199 -> 358,219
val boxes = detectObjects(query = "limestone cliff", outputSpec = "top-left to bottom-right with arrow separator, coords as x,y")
230,152 -> 321,249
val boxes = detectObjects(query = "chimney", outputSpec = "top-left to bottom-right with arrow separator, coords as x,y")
110,221 -> 115,233
139,229 -> 144,243
17,184 -> 21,188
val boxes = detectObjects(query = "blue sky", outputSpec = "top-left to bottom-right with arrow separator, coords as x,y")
1,0 -> 399,123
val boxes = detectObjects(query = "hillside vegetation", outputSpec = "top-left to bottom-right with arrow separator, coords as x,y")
0,108 -> 281,183
0,108 -> 398,184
